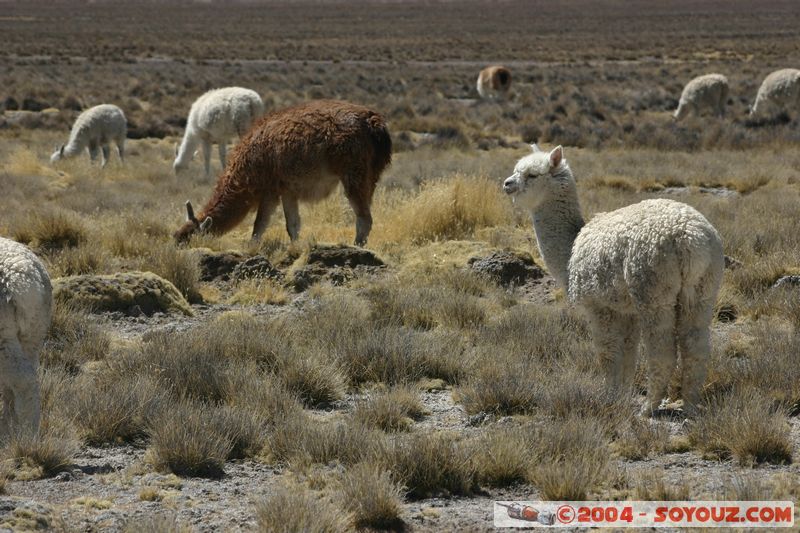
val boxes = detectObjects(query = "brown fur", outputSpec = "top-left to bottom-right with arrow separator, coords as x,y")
477,66 -> 512,98
174,100 -> 392,245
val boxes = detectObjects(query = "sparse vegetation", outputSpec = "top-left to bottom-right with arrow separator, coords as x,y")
1,0 -> 799,529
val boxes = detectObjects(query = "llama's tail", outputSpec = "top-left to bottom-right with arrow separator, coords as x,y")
366,112 -> 392,178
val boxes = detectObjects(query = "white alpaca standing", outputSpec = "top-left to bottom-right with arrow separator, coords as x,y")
173,87 -> 265,177
0,237 -> 52,435
503,145 -> 723,414
50,104 -> 127,167
674,73 -> 729,120
749,68 -> 800,119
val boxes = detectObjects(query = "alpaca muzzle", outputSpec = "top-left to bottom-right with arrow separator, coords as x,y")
503,174 -> 521,194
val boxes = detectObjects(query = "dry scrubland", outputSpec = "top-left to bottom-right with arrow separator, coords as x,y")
1,0 -> 800,531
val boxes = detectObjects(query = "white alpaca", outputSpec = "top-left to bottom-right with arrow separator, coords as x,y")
674,74 -> 729,120
0,237 -> 52,435
503,145 -> 723,414
476,66 -> 512,100
50,104 -> 126,167
173,87 -> 265,177
750,68 -> 800,118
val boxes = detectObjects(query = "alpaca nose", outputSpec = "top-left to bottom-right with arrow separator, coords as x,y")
503,176 -> 518,194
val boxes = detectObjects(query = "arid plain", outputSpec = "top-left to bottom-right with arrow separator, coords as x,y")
1,1 -> 800,531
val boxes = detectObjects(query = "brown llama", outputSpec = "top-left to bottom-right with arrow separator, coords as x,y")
476,66 -> 512,100
174,100 -> 392,246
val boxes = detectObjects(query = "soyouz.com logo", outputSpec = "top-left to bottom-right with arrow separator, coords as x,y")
493,501 -> 795,528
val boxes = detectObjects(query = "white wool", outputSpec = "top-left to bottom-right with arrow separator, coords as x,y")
50,104 -> 127,167
173,87 -> 265,177
674,73 -> 729,119
750,68 -> 800,118
503,145 -> 724,414
0,237 -> 52,435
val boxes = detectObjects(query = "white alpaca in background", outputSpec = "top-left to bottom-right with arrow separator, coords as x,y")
503,145 -> 723,415
173,87 -> 265,177
750,68 -> 800,119
50,104 -> 126,167
0,237 -> 52,435
674,73 -> 729,119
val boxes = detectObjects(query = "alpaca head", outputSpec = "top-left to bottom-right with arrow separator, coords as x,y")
174,200 -> 212,244
50,145 -> 65,164
503,144 -> 570,210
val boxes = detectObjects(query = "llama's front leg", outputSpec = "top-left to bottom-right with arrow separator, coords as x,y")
281,195 -> 301,242
251,195 -> 279,242
88,143 -> 100,163
218,143 -> 227,171
101,145 -> 110,168
640,307 -> 678,415
201,140 -> 212,178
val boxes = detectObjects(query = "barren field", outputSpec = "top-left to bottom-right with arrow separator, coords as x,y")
1,1 -> 800,531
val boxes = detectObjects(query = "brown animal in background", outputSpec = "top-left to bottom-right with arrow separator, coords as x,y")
477,66 -> 512,100
174,100 -> 392,246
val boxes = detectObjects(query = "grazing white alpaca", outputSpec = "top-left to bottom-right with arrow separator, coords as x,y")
503,145 -> 723,415
0,237 -> 52,435
674,74 -> 729,120
749,68 -> 800,119
173,87 -> 265,177
50,104 -> 126,167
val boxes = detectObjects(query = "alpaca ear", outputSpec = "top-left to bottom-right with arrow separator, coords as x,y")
530,143 -> 542,153
59,145 -> 65,156
199,217 -> 213,232
548,145 -> 563,168
185,200 -> 198,224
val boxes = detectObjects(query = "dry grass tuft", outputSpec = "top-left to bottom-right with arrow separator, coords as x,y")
471,427 -> 533,487
41,301 -> 111,372
255,484 -> 352,533
13,209 -> 87,251
529,417 -> 612,501
353,385 -> 427,432
383,175 -> 511,244
634,470 -> 691,500
689,389 -> 792,466
3,430 -> 78,478
338,461 -> 406,530
379,432 -> 476,499
147,401 -> 233,478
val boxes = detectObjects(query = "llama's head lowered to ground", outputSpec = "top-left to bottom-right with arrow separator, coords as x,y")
502,144 -> 569,210
175,201 -> 212,243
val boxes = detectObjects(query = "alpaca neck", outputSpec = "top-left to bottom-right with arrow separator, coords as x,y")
63,132 -> 86,157
196,173 -> 257,234
175,131 -> 199,167
529,177 -> 584,290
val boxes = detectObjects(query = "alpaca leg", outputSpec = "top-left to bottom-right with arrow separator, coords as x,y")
117,138 -> 125,163
201,140 -> 212,178
251,195 -> 280,242
101,145 -> 110,168
342,170 -> 376,246
0,338 -> 40,435
587,308 -> 628,390
640,307 -> 678,415
218,143 -> 227,171
88,143 -> 99,163
281,195 -> 301,242
620,317 -> 641,390
677,291 -> 717,414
